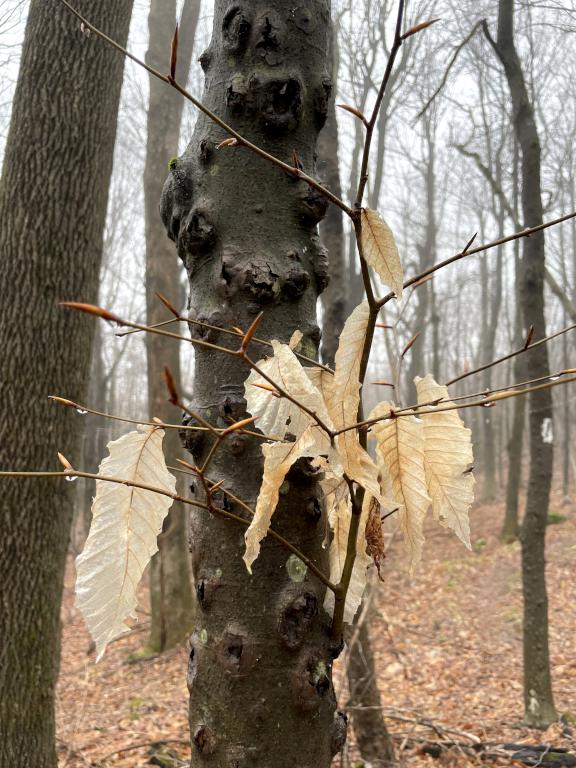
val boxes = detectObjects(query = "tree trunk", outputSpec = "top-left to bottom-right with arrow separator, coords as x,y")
144,0 -> 200,655
502,288 -> 524,543
485,0 -> 557,727
346,602 -> 395,768
0,2 -> 133,766
161,2 -> 344,764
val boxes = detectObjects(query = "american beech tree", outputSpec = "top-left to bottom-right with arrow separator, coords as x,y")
3,2 -> 576,765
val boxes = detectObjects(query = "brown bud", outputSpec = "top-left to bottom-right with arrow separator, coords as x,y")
401,18 -> 441,40
170,23 -> 178,80
337,103 -> 368,126
60,301 -> 122,324
163,366 -> 179,405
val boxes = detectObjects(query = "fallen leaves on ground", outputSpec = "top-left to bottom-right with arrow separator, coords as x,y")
57,492 -> 576,766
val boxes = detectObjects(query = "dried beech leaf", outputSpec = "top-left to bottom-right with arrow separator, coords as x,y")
415,374 -> 475,548
324,302 -> 381,496
75,426 -> 176,660
365,496 -> 386,580
243,429 -> 316,572
245,340 -> 332,443
323,494 -> 372,623
370,402 -> 430,570
305,367 -> 335,407
360,209 -> 404,299
331,301 -> 370,424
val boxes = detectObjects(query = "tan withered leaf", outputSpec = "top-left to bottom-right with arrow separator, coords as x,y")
360,209 -> 404,299
365,496 -> 386,581
75,426 -> 176,660
370,402 -> 430,570
324,302 -> 382,497
323,494 -> 372,624
245,340 -> 332,442
415,374 -> 474,549
331,301 -> 370,423
243,429 -> 316,573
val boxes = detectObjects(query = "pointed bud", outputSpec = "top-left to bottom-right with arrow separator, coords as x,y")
241,312 -> 264,352
156,292 -> 180,318
401,332 -> 421,358
60,302 -> 122,324
337,103 -> 368,126
291,149 -> 303,171
170,23 -> 179,80
412,275 -> 433,289
216,137 -> 239,150
57,452 -> 74,471
401,18 -> 441,40
523,325 -> 535,349
176,458 -> 200,473
163,366 -> 179,405
221,416 -> 256,436
49,396 -> 78,409
252,382 -> 280,398
461,232 -> 478,255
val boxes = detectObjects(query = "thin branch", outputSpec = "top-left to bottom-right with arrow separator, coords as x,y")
416,20 -> 483,119
377,211 -> 576,308
48,396 -> 280,442
335,375 -> 576,436
446,322 -> 576,385
118,313 -> 334,373
354,0 -> 405,209
0,469 -> 335,591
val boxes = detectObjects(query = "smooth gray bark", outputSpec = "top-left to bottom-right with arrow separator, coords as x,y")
161,2 -> 345,764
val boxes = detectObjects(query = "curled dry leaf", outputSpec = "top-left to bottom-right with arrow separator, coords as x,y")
243,341 -> 335,570
365,496 -> 386,581
243,429 -> 316,573
245,340 -> 332,441
415,374 -> 474,548
75,426 -> 176,660
327,302 -> 383,498
360,209 -> 404,299
370,402 -> 431,570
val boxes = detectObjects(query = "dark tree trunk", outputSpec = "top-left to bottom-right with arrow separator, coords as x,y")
346,606 -> 395,768
485,0 -> 556,727
503,279 -> 524,543
161,2 -> 345,764
0,2 -> 133,765
144,0 -> 200,655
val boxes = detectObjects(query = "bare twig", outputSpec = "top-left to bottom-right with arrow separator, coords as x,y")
377,210 -> 576,308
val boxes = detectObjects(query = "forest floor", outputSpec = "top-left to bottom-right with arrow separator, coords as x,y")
56,493 -> 576,767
